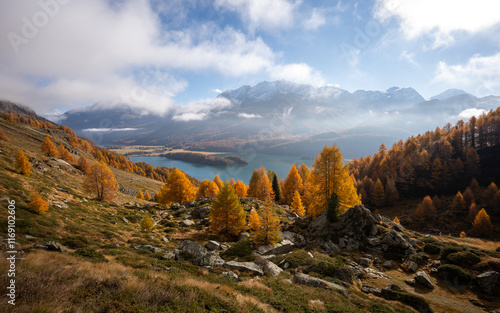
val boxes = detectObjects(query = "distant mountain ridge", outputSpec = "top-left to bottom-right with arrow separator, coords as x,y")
50,81 -> 500,158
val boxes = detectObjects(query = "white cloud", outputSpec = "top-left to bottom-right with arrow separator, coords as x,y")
214,0 -> 296,32
172,97 -> 232,122
212,89 -> 223,93
269,63 -> 325,86
434,53 -> 500,96
399,50 -> 418,67
82,128 -> 139,132
0,0 -> 324,115
303,8 -> 326,30
374,0 -> 500,48
458,108 -> 487,119
238,112 -> 262,119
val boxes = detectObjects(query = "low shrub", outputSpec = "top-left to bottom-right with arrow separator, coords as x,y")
446,251 -> 481,268
222,238 -> 252,258
437,264 -> 472,285
283,250 -> 316,268
441,245 -> 465,260
380,285 -> 432,313
62,236 -> 90,249
74,248 -> 108,263
410,253 -> 429,266
423,242 -> 441,255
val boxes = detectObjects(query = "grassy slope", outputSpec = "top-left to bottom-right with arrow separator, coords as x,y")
0,119 -> 498,312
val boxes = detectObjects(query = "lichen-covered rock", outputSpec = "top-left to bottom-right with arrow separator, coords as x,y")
179,219 -> 195,227
415,271 -> 434,289
293,272 -> 348,296
205,240 -> 221,251
256,239 -> 295,256
225,261 -> 264,276
262,260 -> 283,277
132,245 -> 164,254
197,251 -> 225,267
280,231 -> 305,247
176,240 -> 207,261
33,241 -> 63,252
475,271 -> 500,295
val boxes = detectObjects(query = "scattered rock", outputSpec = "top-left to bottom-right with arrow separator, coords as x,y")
24,235 -> 36,239
225,261 -> 264,276
404,260 -> 418,273
122,217 -> 129,223
367,237 -> 381,246
257,239 -> 295,255
322,240 -> 340,254
132,245 -> 164,254
162,237 -> 169,243
33,241 -> 63,252
184,201 -> 197,208
475,271 -> 500,295
197,251 -> 225,268
160,252 -> 175,260
359,258 -> 372,268
288,212 -> 299,218
261,260 -> 283,277
382,260 -> 394,269
280,231 -> 305,247
381,230 -> 409,250
179,219 -> 195,227
190,206 -> 211,219
361,285 -> 382,295
238,231 -> 250,241
415,271 -> 434,289
221,271 -> 241,282
405,279 -> 416,286
176,240 -> 208,261
293,272 -> 348,297
205,240 -> 221,251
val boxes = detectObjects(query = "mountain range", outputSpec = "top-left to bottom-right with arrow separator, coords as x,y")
57,80 -> 500,158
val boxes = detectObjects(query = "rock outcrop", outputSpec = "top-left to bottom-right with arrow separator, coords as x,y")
475,271 -> 500,295
225,261 -> 264,276
293,272 -> 348,297
306,205 -> 414,257
256,239 -> 295,256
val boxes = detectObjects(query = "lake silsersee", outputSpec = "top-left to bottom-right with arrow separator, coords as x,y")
129,153 -> 315,182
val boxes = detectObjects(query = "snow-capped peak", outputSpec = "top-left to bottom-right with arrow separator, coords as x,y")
430,89 -> 473,101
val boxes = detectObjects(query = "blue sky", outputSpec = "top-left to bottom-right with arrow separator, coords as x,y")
1,0 -> 500,117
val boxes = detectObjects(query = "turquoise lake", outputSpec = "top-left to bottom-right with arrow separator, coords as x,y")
129,153 -> 315,182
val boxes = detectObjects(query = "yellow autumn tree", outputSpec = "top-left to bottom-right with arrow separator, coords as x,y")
41,135 -> 58,157
472,208 -> 493,237
84,161 -> 118,202
29,192 -> 49,214
234,180 -> 248,198
248,209 -> 261,231
141,215 -> 155,232
16,150 -> 31,176
371,179 -> 385,207
213,175 -> 224,189
416,195 -> 436,218
393,216 -> 400,224
209,182 -> 246,238
197,179 -> 220,198
253,203 -> 281,245
247,169 -> 260,198
452,191 -> 467,215
290,190 -> 305,216
306,144 -> 361,217
460,231 -> 466,238
257,167 -> 274,202
137,190 -> 144,200
282,164 -> 304,205
58,144 -> 75,163
144,190 -> 151,200
156,169 -> 196,205
77,155 -> 89,173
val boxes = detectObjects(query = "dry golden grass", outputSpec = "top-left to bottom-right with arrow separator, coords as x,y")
240,278 -> 273,293
308,299 -> 326,311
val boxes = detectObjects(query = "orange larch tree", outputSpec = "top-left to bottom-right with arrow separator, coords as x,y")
452,191 -> 467,215
29,192 -> 49,214
197,179 -> 220,198
209,183 -> 246,238
257,166 -> 274,202
58,144 -> 75,163
248,208 -> 261,231
370,179 -> 386,208
41,135 -> 58,157
247,169 -> 260,198
84,161 -> 118,202
306,144 -> 361,217
472,208 -> 493,237
234,180 -> 248,198
213,174 -> 223,190
282,164 -> 303,205
290,190 -> 305,216
157,169 -> 196,205
16,150 -> 31,176
137,190 -> 144,200
77,156 -> 90,173
416,195 -> 436,218
144,190 -> 152,201
253,203 -> 281,245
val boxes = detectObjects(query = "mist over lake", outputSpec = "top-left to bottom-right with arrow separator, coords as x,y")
129,153 -> 315,182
